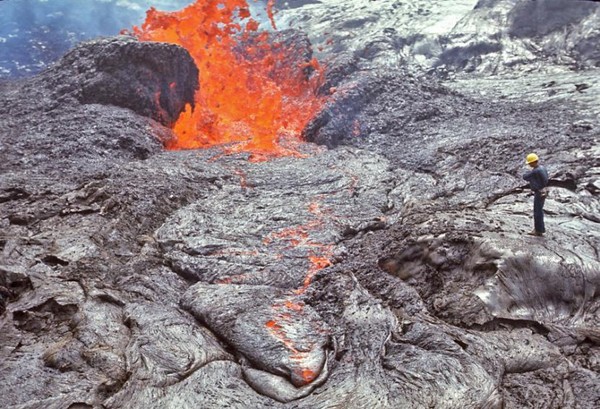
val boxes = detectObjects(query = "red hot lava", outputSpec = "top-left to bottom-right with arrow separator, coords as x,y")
132,0 -> 324,160
132,2 -> 331,386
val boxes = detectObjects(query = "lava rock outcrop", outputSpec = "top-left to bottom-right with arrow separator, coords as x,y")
45,35 -> 199,127
279,0 -> 600,74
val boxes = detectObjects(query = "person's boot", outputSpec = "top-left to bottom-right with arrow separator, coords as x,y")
527,230 -> 544,236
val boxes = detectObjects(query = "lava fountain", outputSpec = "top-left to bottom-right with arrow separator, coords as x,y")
132,0 -> 325,160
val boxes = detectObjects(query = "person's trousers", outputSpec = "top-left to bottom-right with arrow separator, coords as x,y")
533,192 -> 546,233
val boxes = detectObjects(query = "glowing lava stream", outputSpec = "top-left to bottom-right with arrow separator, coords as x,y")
263,201 -> 333,384
264,202 -> 334,292
132,0 -> 325,161
133,1 -> 332,386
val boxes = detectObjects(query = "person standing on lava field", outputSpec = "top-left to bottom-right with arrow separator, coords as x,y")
523,153 -> 549,236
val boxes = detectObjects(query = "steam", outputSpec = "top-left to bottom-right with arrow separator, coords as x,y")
0,0 -> 191,78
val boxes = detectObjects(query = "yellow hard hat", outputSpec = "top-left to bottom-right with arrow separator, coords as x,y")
526,153 -> 539,164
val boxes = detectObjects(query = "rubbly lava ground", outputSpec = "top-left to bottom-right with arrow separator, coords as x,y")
1,1 -> 600,408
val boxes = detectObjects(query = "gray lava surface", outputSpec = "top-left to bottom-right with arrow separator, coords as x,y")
1,1 -> 600,408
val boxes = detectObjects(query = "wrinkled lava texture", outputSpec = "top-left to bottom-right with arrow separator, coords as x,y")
1,0 -> 599,408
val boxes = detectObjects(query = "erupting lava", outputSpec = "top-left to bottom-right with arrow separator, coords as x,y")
132,0 -> 324,160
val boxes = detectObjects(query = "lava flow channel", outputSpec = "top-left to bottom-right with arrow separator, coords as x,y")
132,0 -> 324,159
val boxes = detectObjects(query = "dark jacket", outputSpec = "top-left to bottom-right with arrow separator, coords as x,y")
523,165 -> 549,192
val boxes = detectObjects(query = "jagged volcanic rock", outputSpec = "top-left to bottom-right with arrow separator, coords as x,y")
41,35 -> 199,127
277,0 -> 600,74
0,36 -> 198,184
439,0 -> 600,73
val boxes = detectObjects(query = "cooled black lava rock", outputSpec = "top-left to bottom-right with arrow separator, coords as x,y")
0,36 -> 198,181
43,35 -> 199,127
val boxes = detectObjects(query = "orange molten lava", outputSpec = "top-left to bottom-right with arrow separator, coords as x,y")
133,0 -> 324,160
266,301 -> 320,384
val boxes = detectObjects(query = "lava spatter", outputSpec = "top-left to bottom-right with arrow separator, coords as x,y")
132,0 -> 324,160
